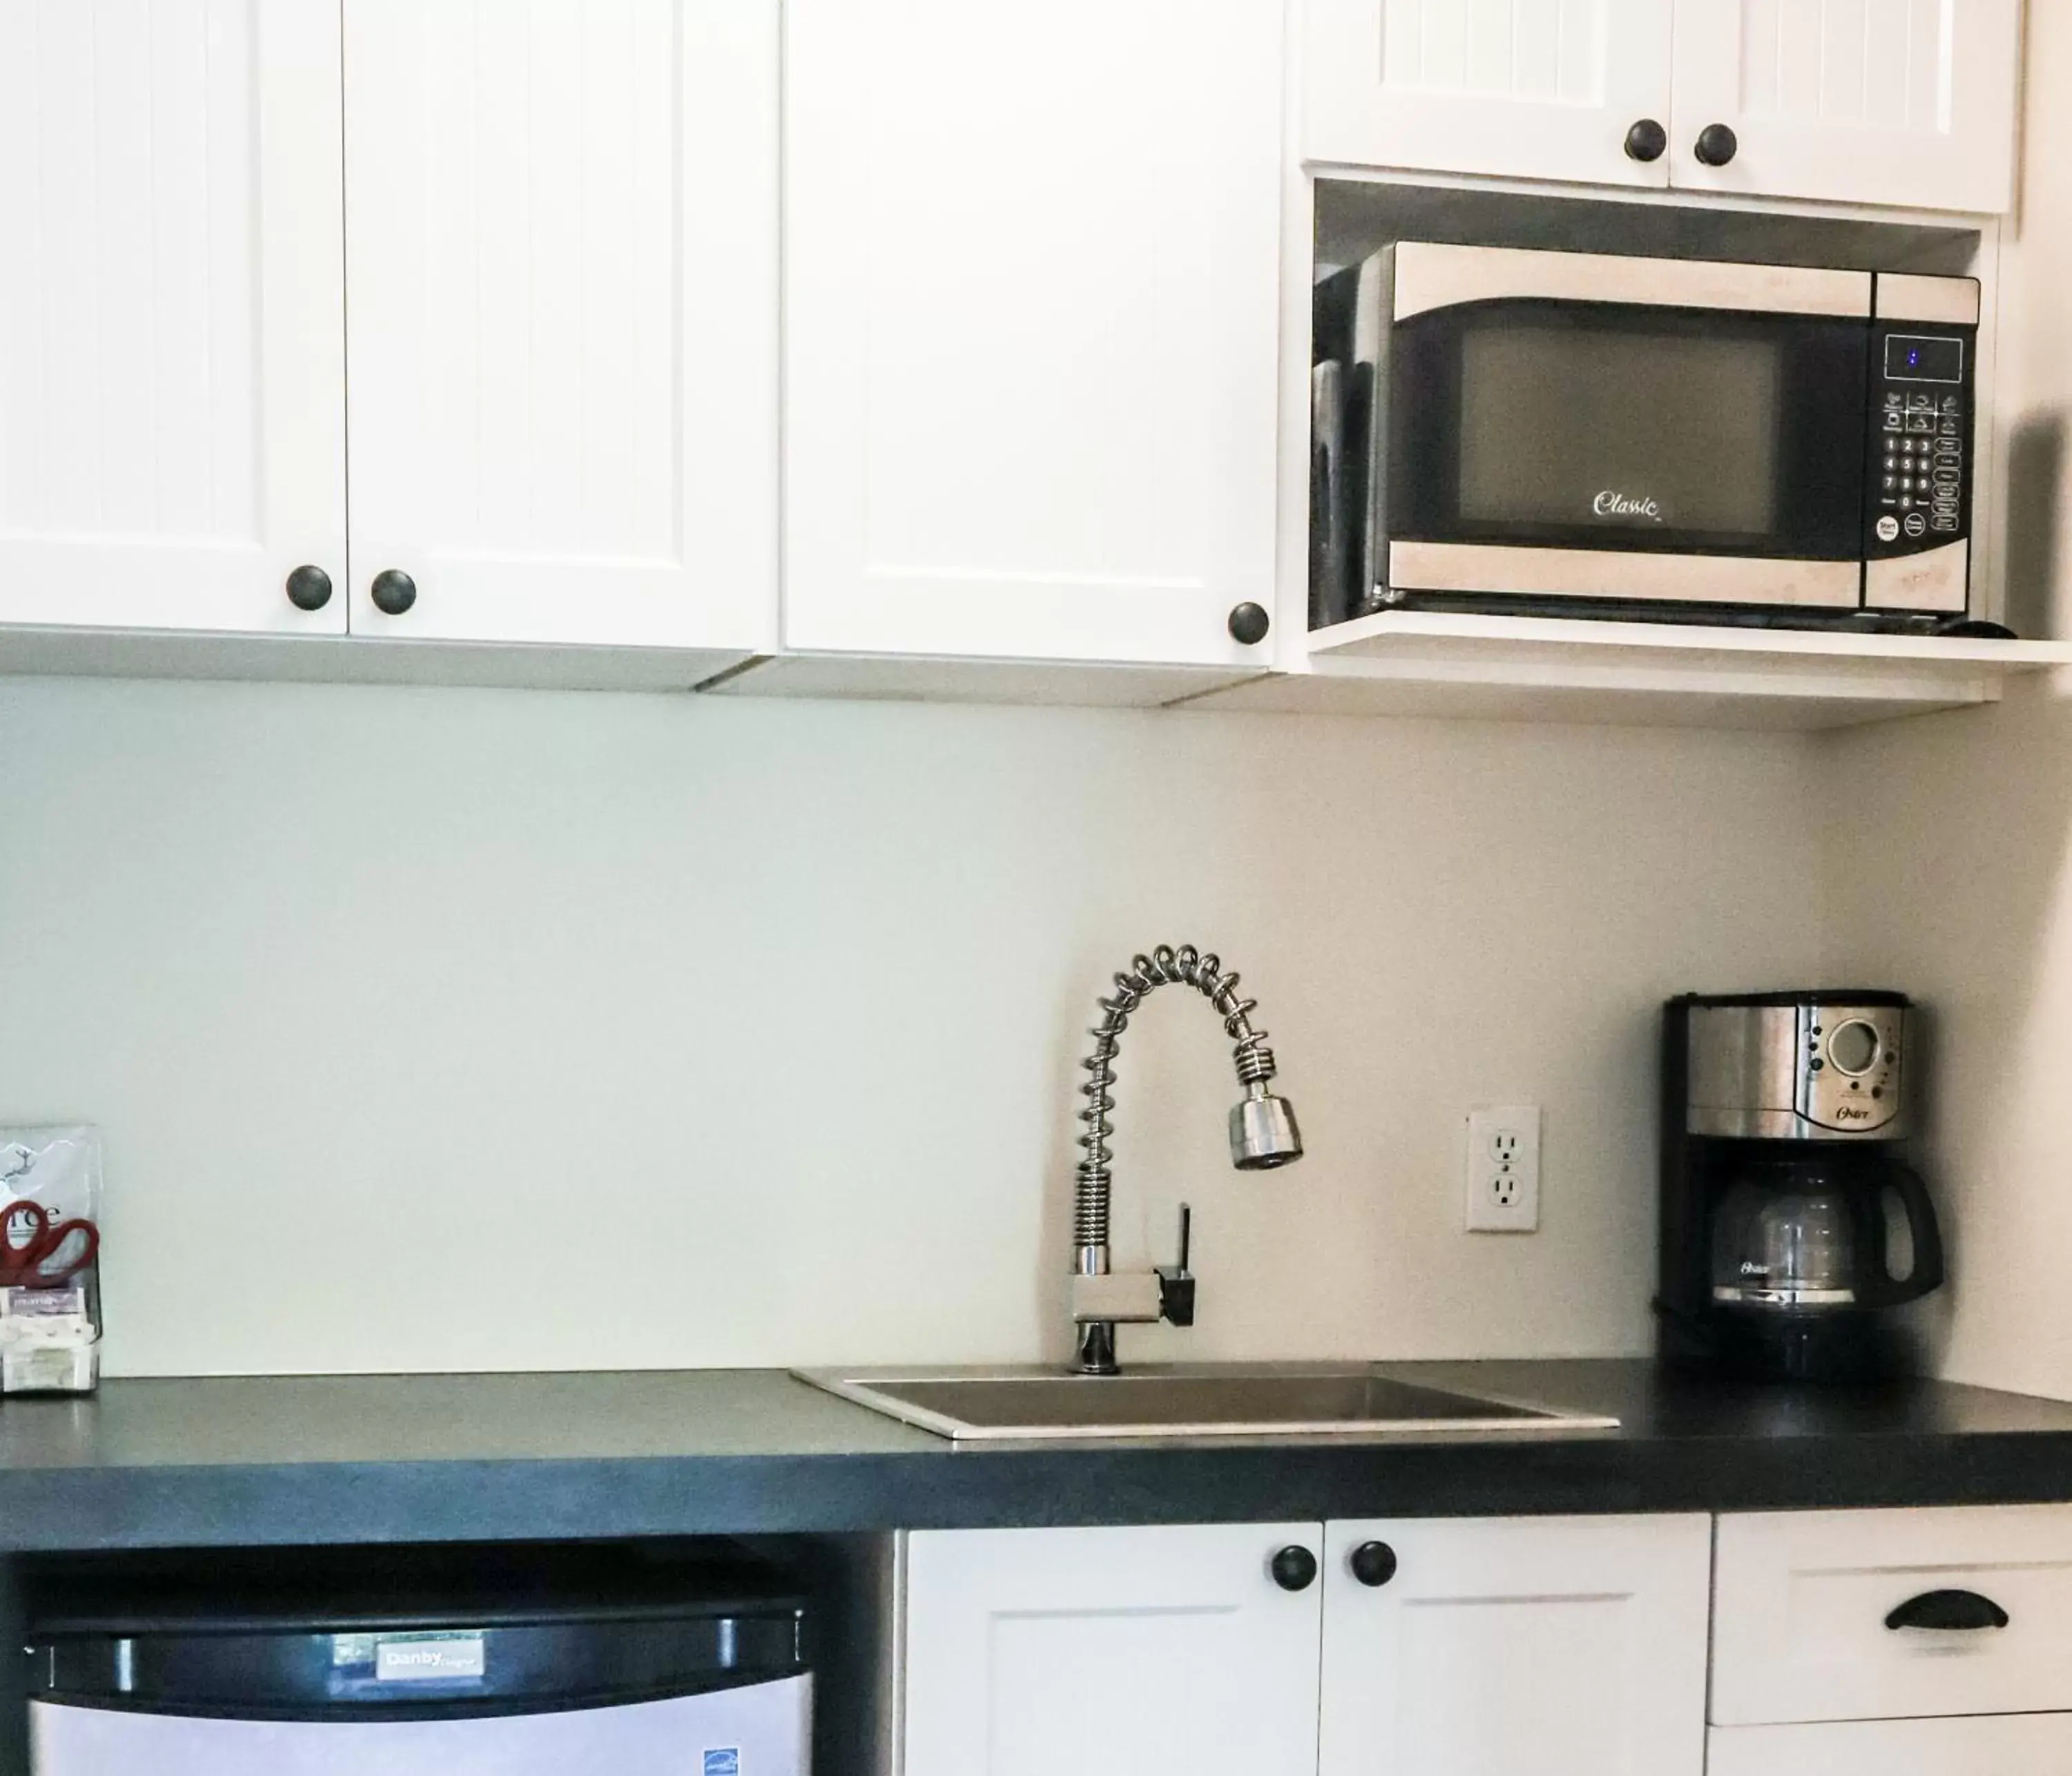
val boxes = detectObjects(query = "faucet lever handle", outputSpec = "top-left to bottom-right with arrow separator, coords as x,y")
1155,1202 -> 1196,1328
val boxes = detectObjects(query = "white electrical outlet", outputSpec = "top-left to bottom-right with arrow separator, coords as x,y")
1465,1106 -> 1541,1233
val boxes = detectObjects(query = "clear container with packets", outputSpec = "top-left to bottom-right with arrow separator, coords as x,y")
0,1128 -> 103,1396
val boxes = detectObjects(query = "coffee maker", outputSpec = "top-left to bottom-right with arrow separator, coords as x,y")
1657,991 -> 1945,1381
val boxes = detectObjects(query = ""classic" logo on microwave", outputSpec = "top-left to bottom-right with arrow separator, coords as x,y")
1591,490 -> 1665,522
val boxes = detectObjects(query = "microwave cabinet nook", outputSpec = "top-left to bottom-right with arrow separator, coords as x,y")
1303,0 -> 2022,215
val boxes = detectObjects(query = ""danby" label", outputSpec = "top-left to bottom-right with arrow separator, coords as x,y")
375,1634 -> 487,1682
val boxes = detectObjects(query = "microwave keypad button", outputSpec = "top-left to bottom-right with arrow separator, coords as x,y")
1877,514 -> 1902,542
1943,394 -> 1962,412
1904,512 -> 1928,537
1909,416 -> 1935,433
1884,412 -> 1905,431
1907,394 -> 1935,411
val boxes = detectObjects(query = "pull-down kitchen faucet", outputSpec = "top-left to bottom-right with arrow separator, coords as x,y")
1069,945 -> 1303,1376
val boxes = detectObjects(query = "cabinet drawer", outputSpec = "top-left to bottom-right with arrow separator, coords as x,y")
1713,1505 -> 2072,1725
1710,1715 -> 2072,1776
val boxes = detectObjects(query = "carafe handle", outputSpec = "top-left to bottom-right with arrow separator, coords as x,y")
1868,1161 -> 1945,1307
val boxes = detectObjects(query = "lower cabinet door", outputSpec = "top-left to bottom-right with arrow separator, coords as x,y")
903,1524 -> 1323,1776
1318,1514 -> 1711,1776
1709,1715 -> 2072,1776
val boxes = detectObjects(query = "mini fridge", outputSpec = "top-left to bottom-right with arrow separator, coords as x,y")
24,1545 -> 811,1776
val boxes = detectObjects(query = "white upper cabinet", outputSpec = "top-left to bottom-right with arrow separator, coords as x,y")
1305,0 -> 1678,189
1671,0 -> 2022,213
0,0 -> 346,633
784,0 -> 1285,668
1318,1514 -> 1713,1776
903,1525 -> 1325,1776
1302,0 -> 2022,214
341,0 -> 778,650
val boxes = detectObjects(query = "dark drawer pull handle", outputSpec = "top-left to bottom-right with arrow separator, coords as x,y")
1885,1589 -> 2010,1632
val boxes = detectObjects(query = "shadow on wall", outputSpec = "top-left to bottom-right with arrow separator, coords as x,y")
1825,284 -> 2072,1387
2002,415 -> 2064,641
1826,673 -> 2072,1393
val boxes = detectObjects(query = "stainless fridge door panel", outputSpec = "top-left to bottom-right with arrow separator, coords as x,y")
31,1672 -> 809,1776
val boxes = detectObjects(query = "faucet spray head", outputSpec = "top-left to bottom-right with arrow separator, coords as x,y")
1229,1088 -> 1303,1170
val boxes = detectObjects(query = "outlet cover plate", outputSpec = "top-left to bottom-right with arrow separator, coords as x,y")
1466,1105 -> 1541,1233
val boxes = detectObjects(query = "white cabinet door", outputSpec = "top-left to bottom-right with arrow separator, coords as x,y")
1670,0 -> 2022,213
903,1525 -> 1324,1776
342,0 -> 777,652
785,0 -> 1283,668
0,0 -> 346,633
1318,1514 -> 1711,1776
1303,0 -> 1676,189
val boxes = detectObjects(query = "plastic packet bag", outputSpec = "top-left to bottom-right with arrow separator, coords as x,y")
0,1126 -> 103,1394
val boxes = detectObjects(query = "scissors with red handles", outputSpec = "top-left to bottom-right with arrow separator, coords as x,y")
0,1201 -> 99,1288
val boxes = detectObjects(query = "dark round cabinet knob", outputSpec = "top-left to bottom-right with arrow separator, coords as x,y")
1269,1545 -> 1318,1592
370,569 -> 417,616
1694,122 -> 1740,167
285,565 -> 333,612
1349,1541 -> 1399,1587
1228,601 -> 1272,646
1623,118 -> 1667,163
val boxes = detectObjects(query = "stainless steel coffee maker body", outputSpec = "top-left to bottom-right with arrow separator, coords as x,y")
1658,991 -> 1944,1381
1684,997 -> 1908,1143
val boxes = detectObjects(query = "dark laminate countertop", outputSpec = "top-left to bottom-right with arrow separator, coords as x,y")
3,1360 -> 2072,1552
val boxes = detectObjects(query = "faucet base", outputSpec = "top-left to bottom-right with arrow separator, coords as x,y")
1073,1321 -> 1118,1376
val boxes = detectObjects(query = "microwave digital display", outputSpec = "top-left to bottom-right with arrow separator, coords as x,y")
1885,334 -> 1965,383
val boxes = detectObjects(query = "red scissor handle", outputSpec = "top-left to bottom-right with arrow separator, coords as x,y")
0,1202 -> 100,1288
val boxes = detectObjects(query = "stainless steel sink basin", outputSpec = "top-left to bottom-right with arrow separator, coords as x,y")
795,1363 -> 1618,1442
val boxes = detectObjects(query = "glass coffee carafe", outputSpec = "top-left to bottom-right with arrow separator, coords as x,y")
1710,1154 -> 1944,1315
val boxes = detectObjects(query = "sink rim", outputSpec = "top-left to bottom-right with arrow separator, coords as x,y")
793,1361 -> 1621,1444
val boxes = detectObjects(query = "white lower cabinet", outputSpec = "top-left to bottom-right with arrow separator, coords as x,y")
901,1524 -> 1323,1776
1709,1715 -> 2072,1776
1318,1514 -> 1711,1776
1712,1504 -> 2072,1725
1709,1506 -> 2072,1776
901,1515 -> 1711,1776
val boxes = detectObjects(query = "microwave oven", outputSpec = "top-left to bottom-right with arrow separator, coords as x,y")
1310,243 -> 1981,633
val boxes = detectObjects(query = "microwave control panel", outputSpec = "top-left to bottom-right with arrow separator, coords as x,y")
1865,317 -> 1974,608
